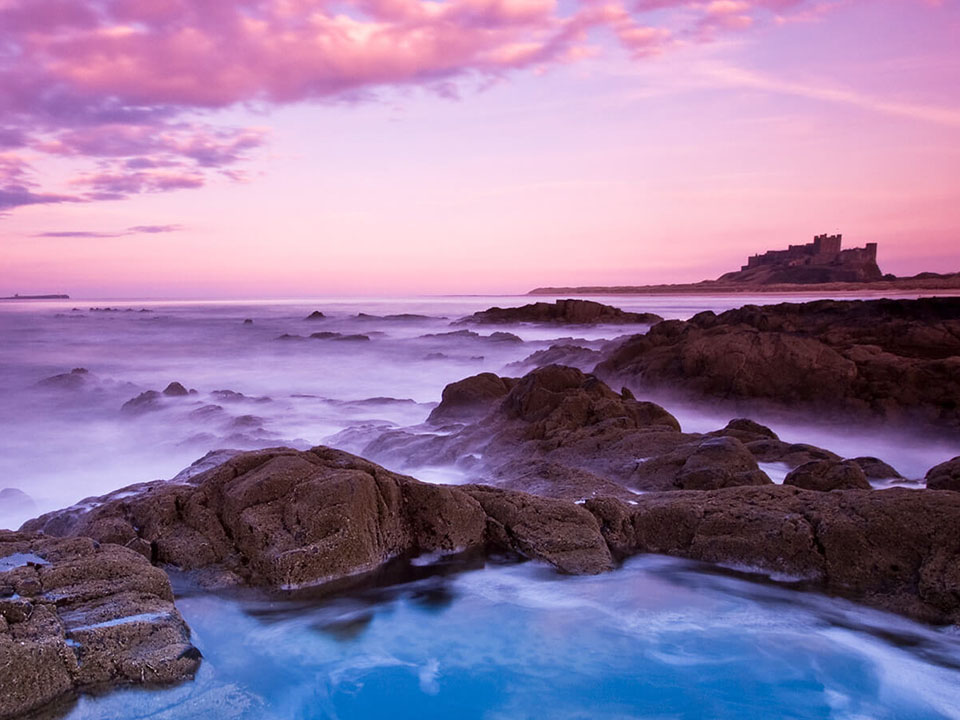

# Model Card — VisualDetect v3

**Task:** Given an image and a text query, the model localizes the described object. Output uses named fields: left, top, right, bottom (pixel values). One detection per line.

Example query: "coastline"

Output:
left=528, top=276, right=960, bottom=296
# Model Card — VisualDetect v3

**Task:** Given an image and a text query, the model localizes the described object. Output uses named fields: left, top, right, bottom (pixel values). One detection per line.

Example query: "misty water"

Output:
left=2, top=292, right=959, bottom=718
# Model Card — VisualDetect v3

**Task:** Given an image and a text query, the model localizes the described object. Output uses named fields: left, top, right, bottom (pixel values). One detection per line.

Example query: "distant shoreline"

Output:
left=529, top=274, right=960, bottom=296
left=0, top=294, right=70, bottom=300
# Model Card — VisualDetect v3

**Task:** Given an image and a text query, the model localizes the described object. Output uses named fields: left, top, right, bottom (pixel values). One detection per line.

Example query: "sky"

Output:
left=1, top=0, right=958, bottom=297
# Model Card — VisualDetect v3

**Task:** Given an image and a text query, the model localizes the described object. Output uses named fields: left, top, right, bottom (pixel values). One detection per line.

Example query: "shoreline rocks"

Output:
left=19, top=447, right=960, bottom=627
left=457, top=299, right=663, bottom=325
left=0, top=532, right=200, bottom=720
left=595, top=298, right=960, bottom=428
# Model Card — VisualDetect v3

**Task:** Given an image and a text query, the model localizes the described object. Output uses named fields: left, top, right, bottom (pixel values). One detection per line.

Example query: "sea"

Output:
left=1, top=292, right=959, bottom=719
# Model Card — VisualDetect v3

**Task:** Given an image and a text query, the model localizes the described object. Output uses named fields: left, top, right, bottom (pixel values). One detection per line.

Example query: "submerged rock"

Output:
left=595, top=297, right=960, bottom=428
left=304, top=311, right=326, bottom=320
left=35, top=368, right=92, bottom=391
left=0, top=532, right=200, bottom=719
left=458, top=299, right=662, bottom=325
left=121, top=390, right=162, bottom=414
left=926, top=456, right=960, bottom=491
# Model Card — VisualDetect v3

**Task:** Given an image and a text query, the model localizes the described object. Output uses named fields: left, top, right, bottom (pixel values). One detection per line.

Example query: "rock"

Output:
left=0, top=488, right=36, bottom=515
left=596, top=297, right=960, bottom=428
left=163, top=381, right=189, bottom=397
left=851, top=456, right=903, bottom=480
left=243, top=318, right=253, bottom=325
left=426, top=373, right=516, bottom=425
left=509, top=344, right=603, bottom=372
left=585, top=485, right=960, bottom=624
left=365, top=365, right=780, bottom=496
left=120, top=390, right=162, bottom=414
left=744, top=439, right=841, bottom=468
left=35, top=368, right=91, bottom=391
left=304, top=311, right=326, bottom=320
left=784, top=459, right=871, bottom=491
left=458, top=299, right=663, bottom=325
left=926, top=456, right=960, bottom=491
left=717, top=418, right=779, bottom=443
left=0, top=532, right=199, bottom=719
left=22, top=447, right=616, bottom=588
left=673, top=437, right=772, bottom=490
left=487, top=331, right=523, bottom=343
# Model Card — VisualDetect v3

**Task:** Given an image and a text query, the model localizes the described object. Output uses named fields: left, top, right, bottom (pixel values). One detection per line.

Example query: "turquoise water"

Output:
left=63, top=555, right=960, bottom=720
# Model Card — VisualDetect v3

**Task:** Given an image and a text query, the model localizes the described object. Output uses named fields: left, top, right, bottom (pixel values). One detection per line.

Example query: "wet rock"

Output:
left=304, top=311, right=326, bottom=320
left=743, top=439, right=841, bottom=468
left=784, top=459, right=871, bottom=491
left=426, top=373, right=517, bottom=425
left=716, top=418, right=779, bottom=443
left=0, top=532, right=199, bottom=719
left=276, top=333, right=305, bottom=341
left=926, top=456, right=960, bottom=491
left=163, top=381, right=189, bottom=397
left=487, top=331, right=523, bottom=343
left=458, top=299, right=663, bottom=325
left=851, top=456, right=903, bottom=481
left=586, top=485, right=960, bottom=624
left=120, top=390, right=162, bottom=414
left=509, top=344, right=603, bottom=372
left=35, top=368, right=91, bottom=391
left=243, top=318, right=254, bottom=325
left=596, top=297, right=960, bottom=428
left=22, top=447, right=615, bottom=587
left=673, top=437, right=772, bottom=490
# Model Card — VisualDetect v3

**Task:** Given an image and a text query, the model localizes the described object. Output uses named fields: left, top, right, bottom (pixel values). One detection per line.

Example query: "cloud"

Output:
left=700, top=62, right=960, bottom=128
left=0, top=0, right=857, bottom=213
left=34, top=224, right=183, bottom=238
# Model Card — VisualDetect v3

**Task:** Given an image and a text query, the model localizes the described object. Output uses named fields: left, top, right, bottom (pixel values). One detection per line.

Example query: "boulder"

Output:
left=162, top=381, right=189, bottom=397
left=458, top=299, right=663, bottom=325
left=304, top=311, right=325, bottom=320
left=926, top=457, right=960, bottom=491
left=784, top=459, right=871, bottom=491
left=0, top=532, right=199, bottom=719
left=426, top=373, right=516, bottom=425
left=120, top=390, right=162, bottom=414
left=851, top=456, right=903, bottom=481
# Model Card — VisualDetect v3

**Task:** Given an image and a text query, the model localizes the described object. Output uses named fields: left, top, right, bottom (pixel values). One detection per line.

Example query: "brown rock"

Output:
left=851, top=456, right=903, bottom=480
left=586, top=485, right=960, bottom=624
left=926, top=456, right=960, bottom=491
left=21, top=447, right=616, bottom=587
left=0, top=532, right=199, bottom=720
left=596, top=298, right=960, bottom=428
left=426, top=372, right=516, bottom=425
left=784, top=459, right=871, bottom=491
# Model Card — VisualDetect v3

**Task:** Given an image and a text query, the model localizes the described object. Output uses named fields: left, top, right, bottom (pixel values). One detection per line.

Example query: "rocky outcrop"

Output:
left=363, top=366, right=785, bottom=497
left=162, top=381, right=189, bottom=397
left=926, top=457, right=960, bottom=491
left=596, top=298, right=960, bottom=428
left=851, top=456, right=903, bottom=481
left=23, top=447, right=615, bottom=587
left=304, top=311, right=325, bottom=320
left=0, top=532, right=199, bottom=720
left=458, top=299, right=662, bottom=325
left=20, top=451, right=960, bottom=626
left=426, top=372, right=517, bottom=425
left=783, top=459, right=871, bottom=491
left=586, top=485, right=960, bottom=624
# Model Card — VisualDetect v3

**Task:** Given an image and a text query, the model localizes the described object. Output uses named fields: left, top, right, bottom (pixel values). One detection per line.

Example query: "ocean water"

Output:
left=62, top=555, right=960, bottom=720
left=2, top=292, right=959, bottom=719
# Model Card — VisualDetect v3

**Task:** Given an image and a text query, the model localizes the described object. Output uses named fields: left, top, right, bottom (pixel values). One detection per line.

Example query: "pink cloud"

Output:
left=0, top=0, right=852, bottom=213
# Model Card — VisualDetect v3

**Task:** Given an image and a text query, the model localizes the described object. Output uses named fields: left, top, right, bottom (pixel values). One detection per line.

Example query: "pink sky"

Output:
left=1, top=0, right=958, bottom=297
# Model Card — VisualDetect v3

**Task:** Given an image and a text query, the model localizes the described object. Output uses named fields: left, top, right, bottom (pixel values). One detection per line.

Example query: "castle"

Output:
left=720, top=234, right=883, bottom=284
